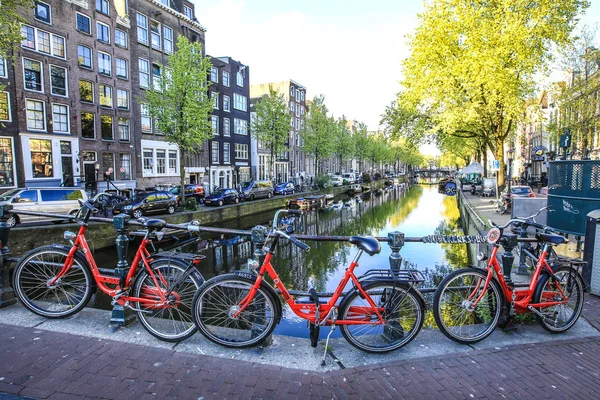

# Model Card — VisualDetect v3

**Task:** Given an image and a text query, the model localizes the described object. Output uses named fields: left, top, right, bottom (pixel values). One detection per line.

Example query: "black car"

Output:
left=113, top=191, right=177, bottom=218
left=274, top=182, right=295, bottom=195
left=204, top=188, right=241, bottom=206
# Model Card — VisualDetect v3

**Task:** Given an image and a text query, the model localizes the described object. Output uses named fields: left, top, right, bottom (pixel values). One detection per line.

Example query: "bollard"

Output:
left=0, top=204, right=16, bottom=308
left=110, top=214, right=136, bottom=327
left=388, top=231, right=405, bottom=274
left=251, top=225, right=268, bottom=266
left=501, top=233, right=518, bottom=287
left=516, top=224, right=529, bottom=276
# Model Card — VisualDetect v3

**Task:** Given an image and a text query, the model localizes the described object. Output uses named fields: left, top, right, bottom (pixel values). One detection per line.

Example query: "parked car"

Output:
left=239, top=180, right=274, bottom=200
left=274, top=182, right=295, bottom=195
left=0, top=187, right=88, bottom=227
left=170, top=184, right=205, bottom=203
left=502, top=186, right=536, bottom=198
left=331, top=176, right=344, bottom=187
left=342, top=173, right=356, bottom=184
left=113, top=191, right=177, bottom=218
left=204, top=188, right=242, bottom=206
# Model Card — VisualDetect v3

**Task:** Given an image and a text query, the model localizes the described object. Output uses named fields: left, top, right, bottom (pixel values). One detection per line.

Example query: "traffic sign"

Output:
left=491, top=160, right=500, bottom=171
left=560, top=133, right=572, bottom=148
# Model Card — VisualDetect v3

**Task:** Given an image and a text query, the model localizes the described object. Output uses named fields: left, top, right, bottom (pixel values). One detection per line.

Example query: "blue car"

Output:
left=274, top=182, right=295, bottom=195
left=203, top=188, right=241, bottom=207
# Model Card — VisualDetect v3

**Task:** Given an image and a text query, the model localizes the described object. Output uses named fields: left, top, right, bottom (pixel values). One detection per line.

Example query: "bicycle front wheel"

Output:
left=192, top=275, right=279, bottom=348
left=339, top=281, right=425, bottom=353
left=532, top=266, right=584, bottom=333
left=133, top=259, right=203, bottom=342
left=13, top=246, right=93, bottom=318
left=433, top=268, right=503, bottom=344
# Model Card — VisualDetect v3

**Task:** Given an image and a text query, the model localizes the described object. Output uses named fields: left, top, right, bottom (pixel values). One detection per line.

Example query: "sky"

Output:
left=192, top=0, right=600, bottom=155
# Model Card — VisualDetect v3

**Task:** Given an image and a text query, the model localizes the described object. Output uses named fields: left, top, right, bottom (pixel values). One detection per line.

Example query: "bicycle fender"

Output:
left=49, top=243, right=97, bottom=294
left=148, top=257, right=205, bottom=285
left=344, top=279, right=428, bottom=311
left=232, top=272, right=283, bottom=325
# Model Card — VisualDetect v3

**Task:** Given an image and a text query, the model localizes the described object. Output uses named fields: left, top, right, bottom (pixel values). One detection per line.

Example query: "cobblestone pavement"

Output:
left=0, top=294, right=599, bottom=399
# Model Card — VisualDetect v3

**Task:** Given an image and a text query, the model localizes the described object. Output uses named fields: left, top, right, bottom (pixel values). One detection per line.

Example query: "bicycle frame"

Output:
left=235, top=246, right=387, bottom=326
left=474, top=244, right=570, bottom=314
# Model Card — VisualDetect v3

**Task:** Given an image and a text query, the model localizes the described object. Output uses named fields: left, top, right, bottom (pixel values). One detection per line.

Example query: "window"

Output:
left=184, top=5, right=193, bottom=19
left=35, top=1, right=51, bottom=24
left=0, top=56, right=5, bottom=78
left=38, top=30, right=51, bottom=53
left=77, top=45, right=92, bottom=69
left=115, top=29, right=127, bottom=48
left=119, top=153, right=131, bottom=179
left=79, top=81, right=93, bottom=103
left=152, top=63, right=161, bottom=89
left=96, top=0, right=109, bottom=15
left=211, top=142, right=219, bottom=163
left=101, top=115, right=113, bottom=140
left=163, top=26, right=173, bottom=53
left=52, top=35, right=65, bottom=58
left=296, top=90, right=300, bottom=102
left=0, top=138, right=15, bottom=187
left=223, top=143, right=230, bottom=164
left=116, top=58, right=128, bottom=79
left=290, top=86, right=294, bottom=97
left=212, top=92, right=219, bottom=109
left=21, top=26, right=36, bottom=49
left=223, top=118, right=230, bottom=136
left=141, top=104, right=152, bottom=133
left=118, top=118, right=130, bottom=141
left=117, top=89, right=129, bottom=110
left=234, top=118, right=248, bottom=135
left=211, top=116, right=219, bottom=135
left=99, top=84, right=113, bottom=108
left=21, top=25, right=65, bottom=58
left=23, top=59, right=43, bottom=92
left=150, top=20, right=161, bottom=49
left=76, top=13, right=91, bottom=34
left=290, top=102, right=295, bottom=112
left=30, top=139, right=53, bottom=178
left=301, top=91, right=305, bottom=101
left=168, top=150, right=177, bottom=174
left=143, top=149, right=153, bottom=173
left=296, top=118, right=300, bottom=129
left=301, top=106, right=305, bottom=115
left=233, top=94, right=247, bottom=111
left=236, top=70, right=244, bottom=87
left=156, top=150, right=166, bottom=174
left=50, top=65, right=67, bottom=97
left=222, top=71, right=230, bottom=87
left=139, top=58, right=149, bottom=88
left=97, top=22, right=110, bottom=44
left=137, top=13, right=148, bottom=44
left=235, top=144, right=248, bottom=159
left=0, top=92, right=11, bottom=122
left=98, top=52, right=111, bottom=75
left=52, top=104, right=69, bottom=133
left=81, top=112, right=95, bottom=138
left=210, top=67, right=218, bottom=83
left=102, top=152, right=114, bottom=179
left=223, top=95, right=230, bottom=112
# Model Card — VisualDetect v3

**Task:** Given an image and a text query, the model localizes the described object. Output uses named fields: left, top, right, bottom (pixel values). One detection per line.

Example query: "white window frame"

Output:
left=141, top=104, right=152, bottom=133
left=290, top=86, right=294, bottom=97
left=51, top=103, right=70, bottom=134
left=99, top=84, right=113, bottom=108
left=0, top=137, right=17, bottom=188
left=223, top=95, right=230, bottom=112
left=183, top=5, right=193, bottom=19
left=49, top=65, right=68, bottom=97
left=97, top=21, right=110, bottom=44
left=210, top=67, right=218, bottom=83
left=150, top=20, right=161, bottom=50
left=212, top=92, right=219, bottom=109
left=96, top=0, right=109, bottom=15
left=76, top=12, right=91, bottom=35
left=116, top=57, right=128, bottom=79
left=290, top=102, right=294, bottom=112
left=233, top=94, right=247, bottom=111
left=212, top=115, right=219, bottom=135
left=223, top=118, right=230, bottom=137
left=223, top=71, right=230, bottom=87
left=25, top=99, right=46, bottom=131
left=98, top=51, right=111, bottom=76
left=22, top=58, right=44, bottom=93
left=115, top=29, right=127, bottom=48
left=234, top=118, right=248, bottom=135
left=21, top=25, right=66, bottom=59
left=0, top=92, right=12, bottom=122
left=163, top=26, right=173, bottom=54
left=77, top=45, right=93, bottom=69
left=118, top=118, right=130, bottom=142
left=141, top=139, right=180, bottom=177
left=34, top=1, right=52, bottom=25
left=223, top=142, right=230, bottom=164
left=211, top=141, right=219, bottom=163
left=235, top=143, right=248, bottom=160
left=117, top=89, right=129, bottom=110
left=136, top=13, right=148, bottom=45
left=139, top=58, right=150, bottom=88
left=236, top=70, right=244, bottom=87
left=0, top=56, right=6, bottom=78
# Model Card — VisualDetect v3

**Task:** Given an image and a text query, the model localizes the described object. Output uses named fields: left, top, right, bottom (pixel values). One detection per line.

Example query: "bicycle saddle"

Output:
left=142, top=218, right=166, bottom=231
left=349, top=236, right=381, bottom=256
left=536, top=232, right=567, bottom=245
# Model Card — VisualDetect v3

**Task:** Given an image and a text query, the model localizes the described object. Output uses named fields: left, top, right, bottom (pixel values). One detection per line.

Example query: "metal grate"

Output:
left=591, top=165, right=600, bottom=191
left=571, top=163, right=583, bottom=192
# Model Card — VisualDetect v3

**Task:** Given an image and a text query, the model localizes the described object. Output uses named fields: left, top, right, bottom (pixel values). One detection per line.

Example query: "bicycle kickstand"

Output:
left=321, top=308, right=338, bottom=367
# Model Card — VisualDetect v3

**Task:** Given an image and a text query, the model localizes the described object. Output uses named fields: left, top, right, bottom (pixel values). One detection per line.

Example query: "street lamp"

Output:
left=507, top=148, right=515, bottom=194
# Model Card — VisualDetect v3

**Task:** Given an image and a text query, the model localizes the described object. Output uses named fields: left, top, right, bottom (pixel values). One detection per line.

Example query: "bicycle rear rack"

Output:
left=359, top=269, right=425, bottom=284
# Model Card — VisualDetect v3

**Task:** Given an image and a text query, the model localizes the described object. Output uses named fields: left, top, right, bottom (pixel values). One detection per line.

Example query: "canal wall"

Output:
left=457, top=190, right=488, bottom=265
left=7, top=180, right=390, bottom=257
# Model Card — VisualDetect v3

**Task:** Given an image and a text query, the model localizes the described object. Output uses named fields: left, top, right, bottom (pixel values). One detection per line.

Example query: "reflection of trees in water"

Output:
left=434, top=195, right=469, bottom=270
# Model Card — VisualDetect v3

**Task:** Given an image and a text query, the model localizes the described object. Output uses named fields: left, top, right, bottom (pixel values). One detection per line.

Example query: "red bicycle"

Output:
left=13, top=200, right=204, bottom=342
left=192, top=209, right=426, bottom=360
left=433, top=212, right=585, bottom=344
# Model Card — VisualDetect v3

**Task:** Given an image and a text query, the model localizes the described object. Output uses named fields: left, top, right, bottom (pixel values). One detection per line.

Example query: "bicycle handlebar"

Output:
left=277, top=228, right=310, bottom=251
left=488, top=206, right=555, bottom=232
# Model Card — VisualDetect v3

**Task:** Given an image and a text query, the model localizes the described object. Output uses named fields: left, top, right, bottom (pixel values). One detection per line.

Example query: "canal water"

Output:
left=94, top=184, right=468, bottom=337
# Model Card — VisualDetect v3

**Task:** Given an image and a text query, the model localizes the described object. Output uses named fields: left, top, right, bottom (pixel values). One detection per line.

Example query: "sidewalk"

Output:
left=1, top=293, right=599, bottom=399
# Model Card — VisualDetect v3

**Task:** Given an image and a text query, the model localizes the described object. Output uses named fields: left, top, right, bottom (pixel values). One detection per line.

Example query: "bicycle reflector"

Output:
left=63, top=231, right=76, bottom=241
left=248, top=259, right=260, bottom=270
left=487, top=227, right=501, bottom=244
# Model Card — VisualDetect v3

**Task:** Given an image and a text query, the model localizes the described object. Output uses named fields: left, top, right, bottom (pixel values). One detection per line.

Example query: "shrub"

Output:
left=342, top=179, right=349, bottom=185
left=361, top=173, right=371, bottom=183
left=314, top=174, right=332, bottom=189
left=183, top=198, right=198, bottom=211
left=374, top=172, right=382, bottom=180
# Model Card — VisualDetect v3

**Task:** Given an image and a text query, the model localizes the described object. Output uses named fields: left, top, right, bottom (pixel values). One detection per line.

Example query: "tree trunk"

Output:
left=179, top=148, right=186, bottom=203
left=493, top=140, right=505, bottom=187
left=482, top=150, right=488, bottom=178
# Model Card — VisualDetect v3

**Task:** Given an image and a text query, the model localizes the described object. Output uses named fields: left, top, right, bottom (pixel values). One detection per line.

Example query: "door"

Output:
left=144, top=194, right=157, bottom=213
left=61, top=157, right=74, bottom=186
left=84, top=164, right=96, bottom=193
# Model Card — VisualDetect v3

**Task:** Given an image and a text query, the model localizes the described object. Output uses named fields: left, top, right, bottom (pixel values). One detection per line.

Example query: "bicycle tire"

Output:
left=132, top=259, right=203, bottom=342
left=433, top=268, right=503, bottom=344
left=192, top=274, right=279, bottom=348
left=338, top=281, right=425, bottom=353
left=13, top=246, right=93, bottom=318
left=532, top=266, right=584, bottom=333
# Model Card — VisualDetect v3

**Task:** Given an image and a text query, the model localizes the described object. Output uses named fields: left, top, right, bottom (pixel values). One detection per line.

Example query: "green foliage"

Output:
left=251, top=86, right=291, bottom=177
left=361, top=173, right=371, bottom=183
left=314, top=174, right=331, bottom=189
left=332, top=116, right=355, bottom=169
left=143, top=36, right=213, bottom=192
left=1, top=0, right=31, bottom=91
left=352, top=123, right=370, bottom=171
left=373, top=172, right=382, bottom=180
left=183, top=198, right=199, bottom=211
left=301, top=96, right=334, bottom=175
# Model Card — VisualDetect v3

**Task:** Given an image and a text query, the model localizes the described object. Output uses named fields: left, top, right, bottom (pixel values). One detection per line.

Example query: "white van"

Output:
left=342, top=173, right=356, bottom=184
left=0, top=187, right=88, bottom=227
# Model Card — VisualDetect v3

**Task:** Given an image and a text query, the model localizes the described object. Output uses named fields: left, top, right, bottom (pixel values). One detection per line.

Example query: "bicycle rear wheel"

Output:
left=532, top=266, right=584, bottom=333
left=133, top=259, right=203, bottom=342
left=13, top=246, right=93, bottom=318
left=433, top=268, right=503, bottom=344
left=192, top=274, right=279, bottom=348
left=338, top=281, right=425, bottom=353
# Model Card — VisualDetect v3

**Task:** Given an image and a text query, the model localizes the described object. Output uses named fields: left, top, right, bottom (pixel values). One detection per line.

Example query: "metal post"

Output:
left=0, top=205, right=16, bottom=308
left=516, top=225, right=529, bottom=275
left=110, top=214, right=135, bottom=327
left=251, top=225, right=268, bottom=266
left=501, top=233, right=518, bottom=287
left=388, top=231, right=405, bottom=274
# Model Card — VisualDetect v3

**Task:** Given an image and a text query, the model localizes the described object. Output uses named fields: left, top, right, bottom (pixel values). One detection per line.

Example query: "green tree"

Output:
left=397, top=0, right=588, bottom=185
left=144, top=36, right=213, bottom=193
left=352, top=122, right=370, bottom=172
left=1, top=0, right=30, bottom=90
left=332, top=116, right=355, bottom=173
left=301, top=95, right=333, bottom=175
left=251, top=86, right=291, bottom=180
